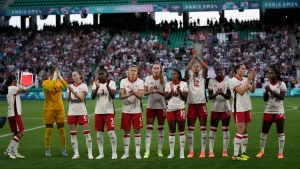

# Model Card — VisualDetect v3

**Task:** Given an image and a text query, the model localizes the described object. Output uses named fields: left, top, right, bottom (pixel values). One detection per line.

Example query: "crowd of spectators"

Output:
left=1, top=24, right=112, bottom=86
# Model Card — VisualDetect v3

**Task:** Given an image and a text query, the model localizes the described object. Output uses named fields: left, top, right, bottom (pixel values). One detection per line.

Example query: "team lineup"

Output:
left=3, top=51, right=286, bottom=161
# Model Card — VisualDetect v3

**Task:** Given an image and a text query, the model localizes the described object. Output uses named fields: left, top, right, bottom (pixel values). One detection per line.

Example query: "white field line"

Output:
left=0, top=105, right=298, bottom=138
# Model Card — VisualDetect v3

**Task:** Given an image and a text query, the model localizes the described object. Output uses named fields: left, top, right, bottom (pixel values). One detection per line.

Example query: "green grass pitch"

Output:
left=0, top=97, right=299, bottom=169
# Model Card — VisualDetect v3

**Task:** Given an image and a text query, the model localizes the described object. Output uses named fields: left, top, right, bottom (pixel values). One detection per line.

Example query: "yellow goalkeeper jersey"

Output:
left=42, top=79, right=68, bottom=111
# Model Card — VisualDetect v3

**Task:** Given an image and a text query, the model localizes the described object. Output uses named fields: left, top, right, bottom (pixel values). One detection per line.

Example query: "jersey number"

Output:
left=101, top=89, right=105, bottom=95
left=194, top=80, right=199, bottom=87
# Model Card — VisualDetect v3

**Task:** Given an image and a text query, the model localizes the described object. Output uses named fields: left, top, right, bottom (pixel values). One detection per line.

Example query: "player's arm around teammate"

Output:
left=42, top=67, right=68, bottom=157
left=143, top=63, right=167, bottom=158
left=184, top=51, right=208, bottom=158
left=4, top=75, right=28, bottom=159
left=165, top=69, right=188, bottom=159
left=256, top=68, right=286, bottom=159
left=119, top=65, right=144, bottom=159
left=66, top=70, right=93, bottom=159
left=208, top=65, right=231, bottom=158
left=91, top=68, right=117, bottom=160
left=229, top=64, right=256, bottom=161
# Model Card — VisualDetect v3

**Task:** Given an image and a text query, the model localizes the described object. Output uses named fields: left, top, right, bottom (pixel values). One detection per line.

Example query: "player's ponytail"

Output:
left=4, top=75, right=16, bottom=86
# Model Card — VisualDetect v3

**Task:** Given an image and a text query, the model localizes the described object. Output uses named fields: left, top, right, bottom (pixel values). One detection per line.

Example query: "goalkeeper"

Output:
left=42, top=67, right=68, bottom=157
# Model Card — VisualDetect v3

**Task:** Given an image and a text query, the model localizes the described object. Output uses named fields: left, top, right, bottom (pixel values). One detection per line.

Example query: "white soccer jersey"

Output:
left=7, top=86, right=21, bottom=117
left=229, top=76, right=252, bottom=112
left=120, top=77, right=144, bottom=114
left=165, top=81, right=188, bottom=112
left=208, top=77, right=231, bottom=112
left=92, top=81, right=116, bottom=114
left=187, top=73, right=206, bottom=104
left=264, top=81, right=286, bottom=114
left=144, top=75, right=167, bottom=109
left=67, top=83, right=88, bottom=116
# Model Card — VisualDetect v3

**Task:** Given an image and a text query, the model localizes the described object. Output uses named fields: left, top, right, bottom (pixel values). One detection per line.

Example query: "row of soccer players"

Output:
left=4, top=53, right=286, bottom=160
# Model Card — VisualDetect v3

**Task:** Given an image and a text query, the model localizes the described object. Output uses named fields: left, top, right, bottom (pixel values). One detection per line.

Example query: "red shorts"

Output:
left=146, top=108, right=166, bottom=119
left=95, top=114, right=115, bottom=131
left=211, top=111, right=231, bottom=119
left=263, top=113, right=285, bottom=122
left=67, top=115, right=89, bottom=125
left=233, top=110, right=252, bottom=123
left=167, top=109, right=186, bottom=121
left=8, top=115, right=24, bottom=133
left=121, top=113, right=143, bottom=130
left=187, top=103, right=208, bottom=119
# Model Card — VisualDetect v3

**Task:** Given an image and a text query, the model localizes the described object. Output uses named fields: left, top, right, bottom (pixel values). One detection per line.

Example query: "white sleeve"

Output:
left=120, top=79, right=125, bottom=90
left=208, top=79, right=213, bottom=90
left=144, top=76, right=150, bottom=87
left=92, top=82, right=96, bottom=90
left=109, top=81, right=117, bottom=91
left=182, top=82, right=188, bottom=92
left=138, top=80, right=144, bottom=91
left=280, top=82, right=287, bottom=92
left=165, top=82, right=170, bottom=93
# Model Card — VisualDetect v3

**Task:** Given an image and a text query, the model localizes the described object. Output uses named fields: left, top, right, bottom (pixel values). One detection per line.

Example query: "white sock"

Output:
left=13, top=142, right=20, bottom=155
left=200, top=126, right=207, bottom=152
left=123, top=134, right=130, bottom=154
left=222, top=126, right=230, bottom=152
left=169, top=133, right=175, bottom=155
left=108, top=130, right=117, bottom=155
left=97, top=131, right=104, bottom=155
left=233, top=133, right=243, bottom=156
left=135, top=134, right=141, bottom=154
left=241, top=134, right=248, bottom=154
left=158, top=125, right=164, bottom=151
left=7, top=136, right=19, bottom=153
left=278, top=133, right=285, bottom=153
left=179, top=131, right=186, bottom=154
left=187, top=126, right=194, bottom=152
left=84, top=130, right=92, bottom=156
left=70, top=131, right=79, bottom=156
left=145, top=124, right=153, bottom=152
left=209, top=126, right=217, bottom=152
left=259, top=133, right=267, bottom=152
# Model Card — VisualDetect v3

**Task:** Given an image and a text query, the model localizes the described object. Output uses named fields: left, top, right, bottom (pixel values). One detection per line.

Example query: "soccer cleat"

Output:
left=157, top=150, right=163, bottom=157
left=232, top=155, right=248, bottom=161
left=14, top=153, right=25, bottom=158
left=278, top=152, right=284, bottom=159
left=121, top=153, right=129, bottom=159
left=62, top=152, right=68, bottom=157
left=88, top=154, right=94, bottom=159
left=95, top=154, right=104, bottom=159
left=72, top=155, right=80, bottom=159
left=256, top=151, right=264, bottom=158
left=112, top=154, right=117, bottom=160
left=241, top=153, right=250, bottom=159
left=187, top=152, right=194, bottom=158
left=45, top=152, right=51, bottom=157
left=199, top=151, right=205, bottom=158
left=136, top=153, right=142, bottom=159
left=144, top=151, right=150, bottom=158
left=4, top=151, right=16, bottom=159
left=167, top=154, right=174, bottom=159
left=180, top=153, right=185, bottom=159
left=209, top=152, right=214, bottom=158
left=222, top=151, right=228, bottom=157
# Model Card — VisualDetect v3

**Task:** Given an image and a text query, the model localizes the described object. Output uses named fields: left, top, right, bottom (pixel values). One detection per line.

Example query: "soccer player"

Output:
left=66, top=70, right=93, bottom=159
left=256, top=68, right=286, bottom=159
left=208, top=65, right=231, bottom=158
left=42, top=67, right=68, bottom=157
left=184, top=52, right=208, bottom=158
left=143, top=63, right=167, bottom=158
left=165, top=69, right=188, bottom=159
left=229, top=64, right=256, bottom=161
left=4, top=75, right=28, bottom=159
left=119, top=65, right=144, bottom=159
left=91, top=68, right=117, bottom=160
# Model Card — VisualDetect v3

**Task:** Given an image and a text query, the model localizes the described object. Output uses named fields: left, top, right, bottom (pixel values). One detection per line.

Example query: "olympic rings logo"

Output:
left=251, top=3, right=260, bottom=8
left=171, top=5, right=181, bottom=10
